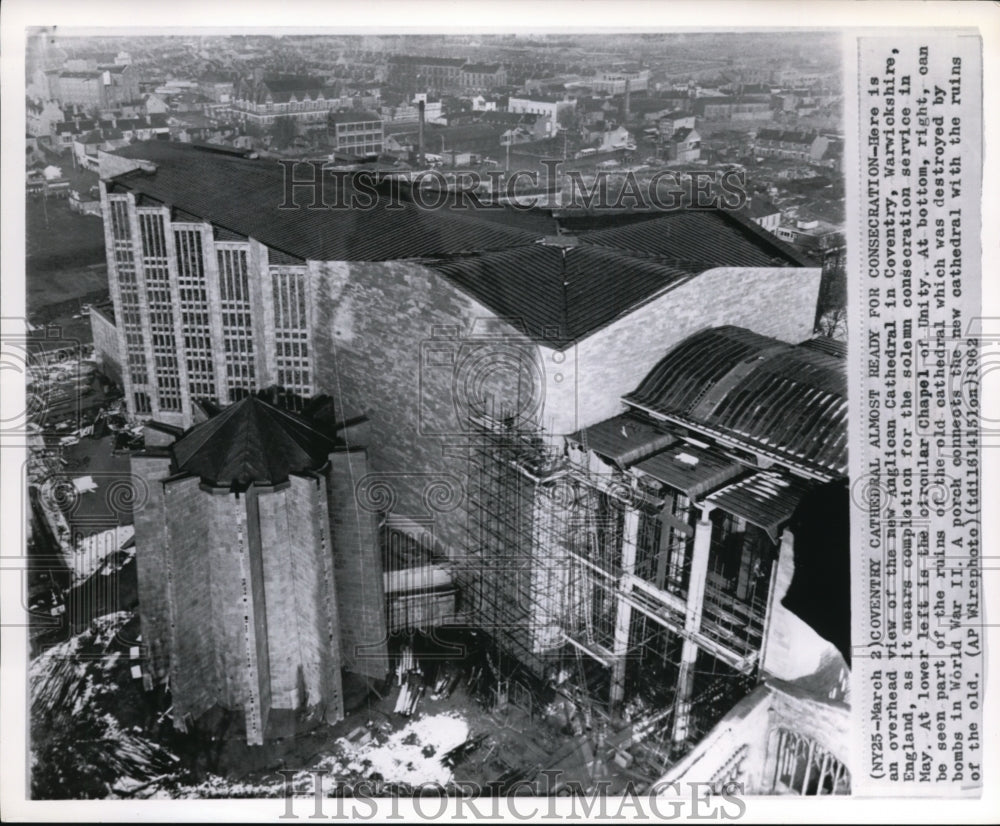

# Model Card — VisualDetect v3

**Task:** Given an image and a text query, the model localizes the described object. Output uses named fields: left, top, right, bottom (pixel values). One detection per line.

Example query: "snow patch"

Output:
left=343, top=712, right=469, bottom=787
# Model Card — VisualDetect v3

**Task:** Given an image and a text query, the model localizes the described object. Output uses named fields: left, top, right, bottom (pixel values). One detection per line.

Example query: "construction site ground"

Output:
left=199, top=631, right=664, bottom=797
left=31, top=603, right=679, bottom=800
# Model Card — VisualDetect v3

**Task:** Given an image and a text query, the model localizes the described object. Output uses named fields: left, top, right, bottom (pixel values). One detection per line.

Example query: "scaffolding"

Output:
left=460, top=407, right=573, bottom=678
left=455, top=403, right=774, bottom=776
left=459, top=406, right=661, bottom=710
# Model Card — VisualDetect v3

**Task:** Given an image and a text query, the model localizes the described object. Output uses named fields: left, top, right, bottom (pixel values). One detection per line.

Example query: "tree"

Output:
left=556, top=106, right=579, bottom=132
left=269, top=115, right=297, bottom=149
left=242, top=121, right=265, bottom=141
left=816, top=307, right=847, bottom=340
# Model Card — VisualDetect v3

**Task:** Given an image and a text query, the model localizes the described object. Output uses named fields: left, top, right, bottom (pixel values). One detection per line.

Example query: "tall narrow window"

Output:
left=217, top=247, right=255, bottom=400
left=270, top=265, right=311, bottom=407
left=174, top=228, right=215, bottom=402
left=139, top=210, right=181, bottom=412
left=109, top=197, right=149, bottom=392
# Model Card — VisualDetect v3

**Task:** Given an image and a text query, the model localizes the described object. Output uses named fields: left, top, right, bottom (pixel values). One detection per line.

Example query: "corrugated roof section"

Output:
left=578, top=208, right=812, bottom=268
left=627, top=326, right=779, bottom=414
left=633, top=443, right=744, bottom=499
left=799, top=335, right=847, bottom=358
left=624, top=326, right=847, bottom=478
left=568, top=413, right=678, bottom=467
left=705, top=471, right=814, bottom=541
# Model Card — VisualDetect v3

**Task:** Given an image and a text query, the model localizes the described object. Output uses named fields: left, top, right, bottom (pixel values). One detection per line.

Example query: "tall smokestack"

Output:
left=623, top=78, right=631, bottom=123
left=418, top=100, right=426, bottom=167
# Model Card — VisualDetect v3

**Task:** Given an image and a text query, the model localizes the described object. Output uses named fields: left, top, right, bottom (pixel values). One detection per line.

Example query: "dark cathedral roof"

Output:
left=104, top=142, right=816, bottom=347
left=425, top=244, right=696, bottom=346
left=171, top=395, right=338, bottom=489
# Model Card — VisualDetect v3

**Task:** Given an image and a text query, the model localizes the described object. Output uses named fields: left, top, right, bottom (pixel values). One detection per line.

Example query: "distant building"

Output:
left=25, top=136, right=45, bottom=167
left=742, top=196, right=782, bottom=234
left=591, top=68, right=650, bottom=95
left=656, top=112, right=696, bottom=139
left=50, top=65, right=140, bottom=110
left=665, top=126, right=701, bottom=162
left=490, top=111, right=548, bottom=143
left=327, top=110, right=384, bottom=155
left=813, top=137, right=843, bottom=171
left=26, top=99, right=64, bottom=138
left=594, top=124, right=634, bottom=152
left=166, top=91, right=209, bottom=114
left=582, top=121, right=633, bottom=151
left=53, top=116, right=99, bottom=150
left=382, top=99, right=443, bottom=124
left=722, top=66, right=775, bottom=87
left=693, top=95, right=772, bottom=121
left=387, top=119, right=506, bottom=158
left=632, top=100, right=690, bottom=125
left=26, top=169, right=70, bottom=199
left=73, top=128, right=129, bottom=171
left=104, top=113, right=171, bottom=142
left=753, top=129, right=828, bottom=163
left=775, top=218, right=844, bottom=256
left=470, top=94, right=499, bottom=112
left=69, top=183, right=102, bottom=216
left=578, top=96, right=614, bottom=127
left=773, top=67, right=836, bottom=89
left=507, top=95, right=576, bottom=135
left=153, top=79, right=198, bottom=96
left=26, top=26, right=67, bottom=100
left=386, top=55, right=466, bottom=95
left=460, top=63, right=507, bottom=90
left=141, top=93, right=171, bottom=115
left=232, top=75, right=341, bottom=129
left=198, top=72, right=235, bottom=104
left=131, top=395, right=387, bottom=744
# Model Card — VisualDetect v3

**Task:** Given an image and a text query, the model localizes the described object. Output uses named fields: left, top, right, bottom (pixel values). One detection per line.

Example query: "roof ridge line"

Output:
left=171, top=400, right=242, bottom=462
left=242, top=397, right=268, bottom=485
left=413, top=198, right=544, bottom=241
left=713, top=206, right=815, bottom=267
left=417, top=238, right=546, bottom=266
left=264, top=399, right=338, bottom=446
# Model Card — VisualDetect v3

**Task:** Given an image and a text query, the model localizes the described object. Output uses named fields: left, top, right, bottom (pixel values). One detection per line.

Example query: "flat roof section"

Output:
left=568, top=413, right=678, bottom=468
left=632, top=442, right=744, bottom=500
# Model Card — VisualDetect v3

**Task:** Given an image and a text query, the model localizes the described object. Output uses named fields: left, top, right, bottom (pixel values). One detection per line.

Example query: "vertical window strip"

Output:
left=174, top=228, right=216, bottom=401
left=109, top=197, right=149, bottom=388
left=218, top=247, right=255, bottom=399
left=140, top=210, right=181, bottom=411
left=270, top=266, right=311, bottom=406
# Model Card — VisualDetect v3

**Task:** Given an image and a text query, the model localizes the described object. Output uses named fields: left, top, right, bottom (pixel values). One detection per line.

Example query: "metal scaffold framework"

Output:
left=456, top=401, right=772, bottom=773
left=460, top=406, right=661, bottom=711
